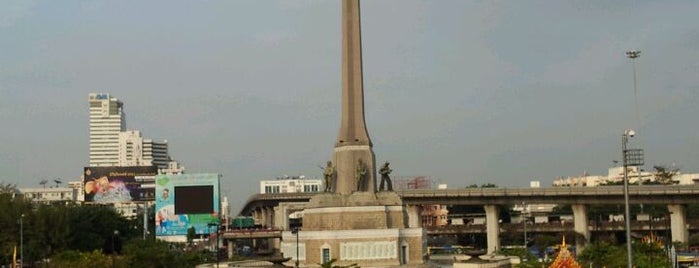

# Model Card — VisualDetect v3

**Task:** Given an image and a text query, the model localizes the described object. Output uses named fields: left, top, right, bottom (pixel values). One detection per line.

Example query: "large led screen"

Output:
left=155, top=173, right=221, bottom=238
left=174, top=185, right=214, bottom=214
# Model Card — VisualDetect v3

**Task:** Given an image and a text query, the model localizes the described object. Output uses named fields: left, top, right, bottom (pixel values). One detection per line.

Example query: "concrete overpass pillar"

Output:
left=228, top=240, right=235, bottom=259
left=668, top=204, right=688, bottom=244
left=266, top=207, right=275, bottom=229
left=253, top=208, right=262, bottom=226
left=261, top=207, right=272, bottom=228
left=484, top=205, right=500, bottom=254
left=406, top=205, right=422, bottom=228
left=274, top=205, right=288, bottom=230
left=260, top=208, right=267, bottom=227
left=572, top=204, right=590, bottom=251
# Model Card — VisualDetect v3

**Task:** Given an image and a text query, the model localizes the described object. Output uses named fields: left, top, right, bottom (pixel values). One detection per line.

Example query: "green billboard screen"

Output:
left=155, top=173, right=221, bottom=237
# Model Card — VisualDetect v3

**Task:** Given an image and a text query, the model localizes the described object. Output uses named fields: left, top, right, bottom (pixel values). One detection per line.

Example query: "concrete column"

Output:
left=274, top=205, right=288, bottom=230
left=484, top=205, right=500, bottom=254
left=266, top=207, right=275, bottom=229
left=272, top=237, right=281, bottom=255
left=253, top=209, right=262, bottom=226
left=406, top=205, right=422, bottom=228
left=228, top=240, right=235, bottom=259
left=668, top=204, right=688, bottom=244
left=260, top=207, right=269, bottom=228
left=572, top=204, right=589, bottom=251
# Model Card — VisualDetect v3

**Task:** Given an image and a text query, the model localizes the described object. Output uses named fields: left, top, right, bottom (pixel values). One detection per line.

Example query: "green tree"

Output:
left=187, top=226, right=196, bottom=246
left=50, top=250, right=116, bottom=268
left=123, top=238, right=208, bottom=268
left=632, top=242, right=671, bottom=268
left=0, top=182, right=19, bottom=195
left=577, top=241, right=626, bottom=268
left=652, top=165, right=679, bottom=185
left=65, top=205, right=133, bottom=252
left=32, top=204, right=70, bottom=258
left=480, top=183, right=498, bottom=188
left=0, top=187, right=32, bottom=265
left=578, top=241, right=671, bottom=268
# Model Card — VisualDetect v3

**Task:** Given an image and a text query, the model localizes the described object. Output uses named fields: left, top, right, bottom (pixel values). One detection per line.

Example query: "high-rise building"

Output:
left=118, top=130, right=144, bottom=166
left=89, top=93, right=125, bottom=166
left=90, top=93, right=180, bottom=170
left=143, top=139, right=170, bottom=168
left=118, top=130, right=172, bottom=169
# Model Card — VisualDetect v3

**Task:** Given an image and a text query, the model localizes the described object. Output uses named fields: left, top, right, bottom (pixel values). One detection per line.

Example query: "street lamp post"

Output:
left=20, top=214, right=24, bottom=268
left=623, top=130, right=633, bottom=268
left=622, top=129, right=644, bottom=268
left=292, top=227, right=299, bottom=268
left=112, top=230, right=119, bottom=268
left=522, top=203, right=528, bottom=249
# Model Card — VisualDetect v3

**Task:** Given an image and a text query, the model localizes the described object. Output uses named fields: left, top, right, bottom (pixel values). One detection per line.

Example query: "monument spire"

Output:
left=333, top=0, right=376, bottom=194
left=336, top=0, right=371, bottom=147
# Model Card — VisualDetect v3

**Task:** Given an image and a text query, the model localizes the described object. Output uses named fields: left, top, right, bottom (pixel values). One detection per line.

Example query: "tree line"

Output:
left=0, top=183, right=211, bottom=267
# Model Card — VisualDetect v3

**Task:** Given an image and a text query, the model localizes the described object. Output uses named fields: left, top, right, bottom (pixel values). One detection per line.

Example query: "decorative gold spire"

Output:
left=547, top=236, right=581, bottom=268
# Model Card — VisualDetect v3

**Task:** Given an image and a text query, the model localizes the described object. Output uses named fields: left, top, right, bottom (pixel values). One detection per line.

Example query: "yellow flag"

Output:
left=12, top=245, right=17, bottom=268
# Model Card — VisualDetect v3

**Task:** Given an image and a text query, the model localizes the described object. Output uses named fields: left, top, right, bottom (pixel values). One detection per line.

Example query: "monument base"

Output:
left=283, top=192, right=425, bottom=267
left=281, top=227, right=425, bottom=267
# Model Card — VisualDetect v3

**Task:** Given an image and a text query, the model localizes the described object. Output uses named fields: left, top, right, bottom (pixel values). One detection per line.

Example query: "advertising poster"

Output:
left=83, top=166, right=157, bottom=203
left=155, top=173, right=221, bottom=238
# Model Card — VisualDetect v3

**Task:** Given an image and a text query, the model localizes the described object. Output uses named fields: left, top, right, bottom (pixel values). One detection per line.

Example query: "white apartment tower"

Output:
left=90, top=93, right=178, bottom=170
left=89, top=93, right=125, bottom=166
left=118, top=130, right=171, bottom=168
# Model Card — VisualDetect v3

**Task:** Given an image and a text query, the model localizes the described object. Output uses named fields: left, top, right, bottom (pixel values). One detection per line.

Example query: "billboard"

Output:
left=155, top=173, right=221, bottom=238
left=83, top=166, right=157, bottom=203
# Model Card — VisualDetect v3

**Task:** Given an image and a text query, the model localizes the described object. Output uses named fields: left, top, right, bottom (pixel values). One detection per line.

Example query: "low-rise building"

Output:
left=20, top=187, right=76, bottom=204
left=259, top=176, right=322, bottom=194
left=552, top=166, right=698, bottom=187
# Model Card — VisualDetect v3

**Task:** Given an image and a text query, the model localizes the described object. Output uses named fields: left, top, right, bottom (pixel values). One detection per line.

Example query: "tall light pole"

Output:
left=625, top=50, right=641, bottom=126
left=622, top=129, right=644, bottom=268
left=626, top=50, right=646, bottom=218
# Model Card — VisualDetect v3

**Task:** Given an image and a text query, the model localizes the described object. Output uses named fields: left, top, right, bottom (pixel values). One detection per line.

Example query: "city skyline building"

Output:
left=89, top=93, right=180, bottom=170
left=89, top=93, right=125, bottom=167
left=118, top=130, right=172, bottom=169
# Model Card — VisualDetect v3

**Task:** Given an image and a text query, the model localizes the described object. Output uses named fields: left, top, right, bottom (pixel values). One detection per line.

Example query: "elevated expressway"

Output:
left=238, top=185, right=699, bottom=253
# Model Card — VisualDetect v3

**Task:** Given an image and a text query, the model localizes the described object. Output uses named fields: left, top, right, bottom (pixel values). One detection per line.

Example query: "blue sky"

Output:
left=2, top=0, right=698, bottom=214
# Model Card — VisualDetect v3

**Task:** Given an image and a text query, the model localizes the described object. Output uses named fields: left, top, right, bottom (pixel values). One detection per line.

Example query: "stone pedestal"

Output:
left=282, top=192, right=425, bottom=267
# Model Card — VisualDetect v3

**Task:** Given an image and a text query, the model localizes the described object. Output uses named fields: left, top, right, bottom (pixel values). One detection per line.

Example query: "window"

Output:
left=264, top=185, right=281, bottom=193
left=322, top=248, right=331, bottom=264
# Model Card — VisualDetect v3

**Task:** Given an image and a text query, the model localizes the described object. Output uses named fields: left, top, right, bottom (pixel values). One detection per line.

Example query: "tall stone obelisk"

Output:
left=284, top=2, right=425, bottom=266
left=333, top=0, right=376, bottom=195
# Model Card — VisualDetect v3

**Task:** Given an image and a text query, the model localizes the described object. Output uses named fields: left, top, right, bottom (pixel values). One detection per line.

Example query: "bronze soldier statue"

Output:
left=355, top=159, right=367, bottom=191
left=323, top=161, right=334, bottom=192
left=379, top=161, right=393, bottom=191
